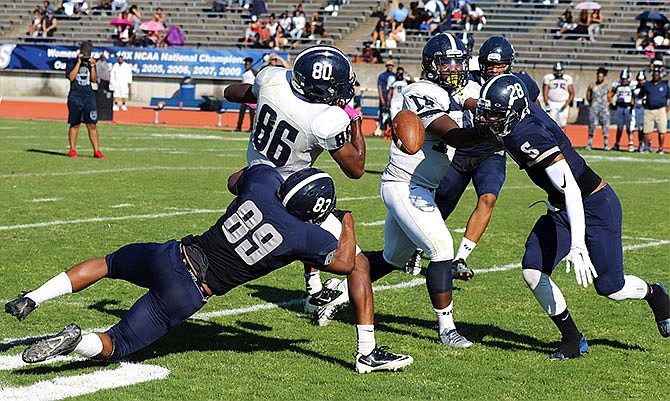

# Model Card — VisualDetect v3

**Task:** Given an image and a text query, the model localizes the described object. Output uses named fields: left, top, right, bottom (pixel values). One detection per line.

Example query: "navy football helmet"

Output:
left=422, top=33, right=469, bottom=92
left=553, top=62, right=564, bottom=79
left=290, top=45, right=356, bottom=106
left=636, top=70, right=646, bottom=81
left=277, top=168, right=336, bottom=224
left=620, top=68, right=630, bottom=81
left=476, top=74, right=530, bottom=138
left=478, top=36, right=515, bottom=81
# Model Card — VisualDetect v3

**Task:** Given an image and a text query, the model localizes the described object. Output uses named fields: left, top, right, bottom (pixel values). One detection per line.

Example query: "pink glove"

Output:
left=341, top=104, right=360, bottom=119
left=246, top=103, right=257, bottom=109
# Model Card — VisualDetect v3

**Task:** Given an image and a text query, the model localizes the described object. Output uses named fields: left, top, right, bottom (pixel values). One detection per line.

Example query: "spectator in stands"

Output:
left=42, top=10, right=57, bottom=37
left=390, top=3, right=408, bottom=31
left=41, top=1, right=55, bottom=17
left=267, top=14, right=278, bottom=38
left=96, top=53, right=111, bottom=91
left=29, top=9, right=42, bottom=37
left=241, top=21, right=257, bottom=45
left=573, top=9, right=590, bottom=41
left=65, top=41, right=104, bottom=159
left=110, top=55, right=132, bottom=112
left=278, top=11, right=291, bottom=31
left=152, top=7, right=166, bottom=24
left=274, top=24, right=289, bottom=49
left=309, top=11, right=327, bottom=41
left=585, top=67, right=613, bottom=150
left=375, top=59, right=395, bottom=137
left=128, top=5, right=142, bottom=32
left=557, top=7, right=573, bottom=36
left=92, top=1, right=111, bottom=16
left=255, top=20, right=272, bottom=48
left=115, top=18, right=132, bottom=46
left=422, top=0, right=444, bottom=32
left=465, top=3, right=485, bottom=32
left=404, top=1, right=421, bottom=30
left=356, top=41, right=381, bottom=64
left=639, top=68, right=670, bottom=154
left=138, top=30, right=159, bottom=47
left=371, top=19, right=387, bottom=48
left=388, top=22, right=406, bottom=48
left=294, top=2, right=305, bottom=17
left=234, top=57, right=255, bottom=132
left=588, top=9, right=601, bottom=42
left=289, top=9, right=306, bottom=40
left=111, top=0, right=127, bottom=13
left=212, top=0, right=225, bottom=13
left=251, top=0, right=266, bottom=19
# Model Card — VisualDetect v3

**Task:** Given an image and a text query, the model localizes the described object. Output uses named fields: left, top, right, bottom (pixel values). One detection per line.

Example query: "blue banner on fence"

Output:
left=0, top=44, right=286, bottom=79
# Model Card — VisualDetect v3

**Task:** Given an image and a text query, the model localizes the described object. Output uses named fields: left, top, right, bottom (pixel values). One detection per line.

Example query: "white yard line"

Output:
left=0, top=166, right=230, bottom=179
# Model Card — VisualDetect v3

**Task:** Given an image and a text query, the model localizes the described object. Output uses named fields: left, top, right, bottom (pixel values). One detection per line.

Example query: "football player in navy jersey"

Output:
left=432, top=36, right=541, bottom=281
left=6, top=165, right=413, bottom=373
left=475, top=74, right=670, bottom=360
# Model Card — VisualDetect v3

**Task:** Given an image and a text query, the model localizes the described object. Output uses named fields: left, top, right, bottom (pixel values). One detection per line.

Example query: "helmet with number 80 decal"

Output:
left=290, top=45, right=356, bottom=106
left=476, top=74, right=530, bottom=138
left=278, top=168, right=336, bottom=224
left=478, top=36, right=515, bottom=81
left=422, top=33, right=469, bottom=92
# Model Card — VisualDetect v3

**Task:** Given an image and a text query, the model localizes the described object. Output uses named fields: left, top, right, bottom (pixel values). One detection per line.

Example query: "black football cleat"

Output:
left=452, top=258, right=475, bottom=281
left=303, top=286, right=345, bottom=314
left=355, top=346, right=413, bottom=373
left=5, top=292, right=38, bottom=321
left=549, top=335, right=589, bottom=361
left=22, top=323, right=82, bottom=363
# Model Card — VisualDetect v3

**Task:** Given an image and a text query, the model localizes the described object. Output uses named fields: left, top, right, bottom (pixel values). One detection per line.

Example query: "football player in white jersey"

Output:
left=386, top=66, right=415, bottom=119
left=319, top=33, right=491, bottom=347
left=224, top=47, right=415, bottom=371
left=542, top=62, right=574, bottom=128
left=611, top=69, right=635, bottom=151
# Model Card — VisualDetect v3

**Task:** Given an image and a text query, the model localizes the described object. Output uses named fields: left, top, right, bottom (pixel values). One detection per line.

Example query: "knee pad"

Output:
left=522, top=268, right=542, bottom=290
left=426, top=260, right=452, bottom=294
left=606, top=275, right=647, bottom=301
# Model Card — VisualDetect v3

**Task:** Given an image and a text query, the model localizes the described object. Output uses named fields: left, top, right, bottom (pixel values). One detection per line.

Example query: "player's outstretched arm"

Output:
left=224, top=83, right=257, bottom=104
left=427, top=114, right=487, bottom=148
left=319, top=212, right=356, bottom=275
left=330, top=117, right=366, bottom=179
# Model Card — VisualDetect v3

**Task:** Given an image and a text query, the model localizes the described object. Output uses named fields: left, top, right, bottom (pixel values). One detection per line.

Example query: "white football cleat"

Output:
left=355, top=346, right=413, bottom=373
left=439, top=328, right=473, bottom=348
left=315, top=278, right=349, bottom=326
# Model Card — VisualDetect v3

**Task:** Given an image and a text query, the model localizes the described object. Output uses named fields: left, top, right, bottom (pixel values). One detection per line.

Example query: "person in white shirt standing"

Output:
left=543, top=62, right=574, bottom=128
left=235, top=57, right=256, bottom=132
left=386, top=66, right=414, bottom=119
left=110, top=55, right=133, bottom=112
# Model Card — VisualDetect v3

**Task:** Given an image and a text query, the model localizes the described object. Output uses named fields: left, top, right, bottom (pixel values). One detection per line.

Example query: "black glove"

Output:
left=331, top=209, right=351, bottom=222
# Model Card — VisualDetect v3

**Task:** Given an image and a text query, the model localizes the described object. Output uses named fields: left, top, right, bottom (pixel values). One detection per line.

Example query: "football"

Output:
left=391, top=110, right=425, bottom=155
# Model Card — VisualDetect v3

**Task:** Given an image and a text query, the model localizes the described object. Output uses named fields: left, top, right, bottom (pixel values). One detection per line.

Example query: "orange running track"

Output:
left=0, top=98, right=667, bottom=151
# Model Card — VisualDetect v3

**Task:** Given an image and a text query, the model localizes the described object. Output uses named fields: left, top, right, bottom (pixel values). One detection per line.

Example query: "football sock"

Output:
left=73, top=333, right=103, bottom=358
left=587, top=137, right=593, bottom=147
left=367, top=251, right=397, bottom=283
left=434, top=304, right=455, bottom=333
left=603, top=137, right=609, bottom=149
left=25, top=272, right=73, bottom=306
left=607, top=275, right=647, bottom=300
left=645, top=283, right=670, bottom=321
left=356, top=324, right=376, bottom=355
left=304, top=271, right=322, bottom=294
left=550, top=309, right=582, bottom=343
left=455, top=237, right=477, bottom=261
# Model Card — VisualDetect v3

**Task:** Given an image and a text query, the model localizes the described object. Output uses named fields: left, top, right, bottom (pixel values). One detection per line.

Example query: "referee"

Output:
left=66, top=41, right=105, bottom=159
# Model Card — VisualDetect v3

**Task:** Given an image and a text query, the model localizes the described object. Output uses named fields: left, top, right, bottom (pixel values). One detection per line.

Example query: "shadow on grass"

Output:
left=26, top=149, right=70, bottom=157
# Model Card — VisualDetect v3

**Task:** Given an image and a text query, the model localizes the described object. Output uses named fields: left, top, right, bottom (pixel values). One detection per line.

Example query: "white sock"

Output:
left=434, top=303, right=455, bottom=333
left=607, top=275, right=648, bottom=301
left=356, top=324, right=375, bottom=355
left=73, top=333, right=103, bottom=358
left=304, top=271, right=322, bottom=294
left=455, top=237, right=477, bottom=261
left=25, top=272, right=72, bottom=305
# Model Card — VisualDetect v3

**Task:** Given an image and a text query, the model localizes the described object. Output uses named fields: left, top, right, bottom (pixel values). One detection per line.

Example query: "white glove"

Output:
left=565, top=244, right=598, bottom=288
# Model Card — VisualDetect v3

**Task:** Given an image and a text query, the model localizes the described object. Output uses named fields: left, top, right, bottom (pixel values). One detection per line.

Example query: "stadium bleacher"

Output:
left=0, top=0, right=667, bottom=72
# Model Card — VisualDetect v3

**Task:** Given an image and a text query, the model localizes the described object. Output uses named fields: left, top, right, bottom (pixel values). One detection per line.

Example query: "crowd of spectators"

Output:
left=556, top=6, right=604, bottom=42
left=635, top=18, right=669, bottom=60
left=238, top=3, right=330, bottom=49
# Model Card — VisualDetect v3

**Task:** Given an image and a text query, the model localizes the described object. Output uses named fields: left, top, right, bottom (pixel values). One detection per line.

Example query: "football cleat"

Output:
left=549, top=334, right=589, bottom=361
left=653, top=283, right=669, bottom=338
left=403, top=249, right=424, bottom=275
left=439, top=329, right=473, bottom=348
left=22, top=323, right=82, bottom=363
left=314, top=278, right=349, bottom=326
left=452, top=258, right=475, bottom=281
left=303, top=286, right=345, bottom=315
left=5, top=292, right=38, bottom=321
left=355, top=346, right=413, bottom=374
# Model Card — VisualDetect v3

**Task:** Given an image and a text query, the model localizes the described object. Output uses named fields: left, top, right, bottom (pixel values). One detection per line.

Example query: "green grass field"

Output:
left=0, top=118, right=668, bottom=401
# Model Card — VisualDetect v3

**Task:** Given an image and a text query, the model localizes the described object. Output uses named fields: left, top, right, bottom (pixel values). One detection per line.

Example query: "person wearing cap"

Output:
left=65, top=41, right=105, bottom=159
left=632, top=71, right=647, bottom=152
left=638, top=68, right=670, bottom=154
left=235, top=57, right=256, bottom=132
left=375, top=60, right=396, bottom=137
left=585, top=67, right=612, bottom=150
left=41, top=9, right=57, bottom=37
left=611, top=69, right=635, bottom=151
left=543, top=62, right=574, bottom=128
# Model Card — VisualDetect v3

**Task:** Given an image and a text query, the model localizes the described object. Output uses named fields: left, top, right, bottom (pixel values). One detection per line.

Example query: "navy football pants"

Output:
left=104, top=240, right=207, bottom=358
left=522, top=184, right=625, bottom=296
